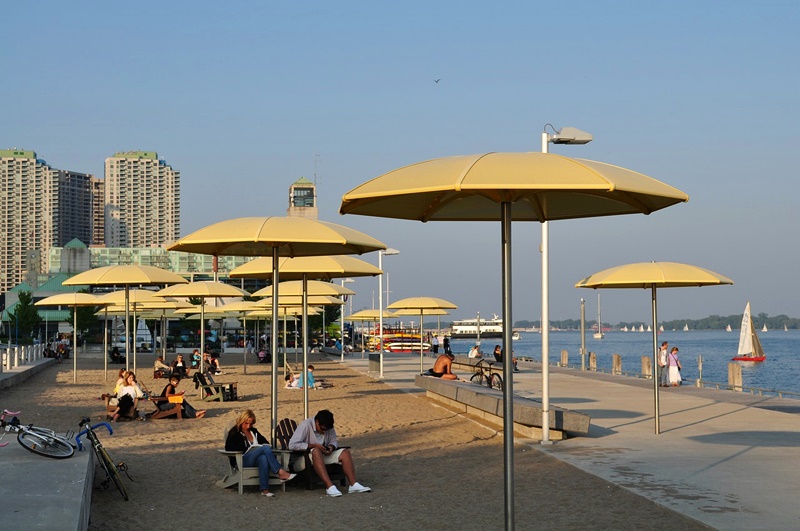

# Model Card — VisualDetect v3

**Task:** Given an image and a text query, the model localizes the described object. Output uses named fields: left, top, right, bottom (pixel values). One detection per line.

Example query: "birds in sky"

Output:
left=434, top=79, right=441, bottom=83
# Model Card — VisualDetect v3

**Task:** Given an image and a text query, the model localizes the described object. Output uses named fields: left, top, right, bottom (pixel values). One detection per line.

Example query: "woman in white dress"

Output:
left=667, top=347, right=682, bottom=386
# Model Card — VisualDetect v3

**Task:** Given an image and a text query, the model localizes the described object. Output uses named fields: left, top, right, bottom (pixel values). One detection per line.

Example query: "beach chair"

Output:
left=104, top=395, right=139, bottom=421
left=275, top=418, right=347, bottom=491
left=203, top=372, right=239, bottom=401
left=146, top=395, right=184, bottom=420
left=216, top=428, right=289, bottom=494
left=192, top=373, right=223, bottom=402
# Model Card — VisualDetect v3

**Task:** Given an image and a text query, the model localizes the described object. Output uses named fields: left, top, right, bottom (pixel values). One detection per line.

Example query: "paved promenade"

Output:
left=341, top=352, right=800, bottom=531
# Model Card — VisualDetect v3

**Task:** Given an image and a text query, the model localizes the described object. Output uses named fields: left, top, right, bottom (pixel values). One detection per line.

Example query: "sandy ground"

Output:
left=0, top=351, right=707, bottom=530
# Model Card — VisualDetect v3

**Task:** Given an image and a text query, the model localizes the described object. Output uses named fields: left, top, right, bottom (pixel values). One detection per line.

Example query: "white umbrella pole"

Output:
left=133, top=307, right=138, bottom=375
left=124, top=285, right=130, bottom=372
left=104, top=306, right=108, bottom=381
left=541, top=219, right=551, bottom=445
left=419, top=309, right=424, bottom=374
left=500, top=202, right=515, bottom=529
left=652, top=286, right=661, bottom=434
left=243, top=314, right=248, bottom=376
left=302, top=274, right=309, bottom=419
left=340, top=299, right=345, bottom=362
left=270, top=246, right=280, bottom=446
left=73, top=305, right=78, bottom=384
left=200, top=301, right=205, bottom=373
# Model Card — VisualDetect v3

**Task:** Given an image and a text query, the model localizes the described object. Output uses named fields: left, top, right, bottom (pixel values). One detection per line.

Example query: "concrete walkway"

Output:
left=340, top=352, right=800, bottom=531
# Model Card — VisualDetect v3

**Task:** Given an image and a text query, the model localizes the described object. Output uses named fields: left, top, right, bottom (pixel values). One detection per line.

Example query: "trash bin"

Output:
left=368, top=353, right=380, bottom=373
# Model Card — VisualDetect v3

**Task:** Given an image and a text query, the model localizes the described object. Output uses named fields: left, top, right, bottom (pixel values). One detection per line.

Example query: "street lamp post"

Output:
left=541, top=124, right=592, bottom=444
left=339, top=278, right=354, bottom=362
left=378, top=248, right=400, bottom=378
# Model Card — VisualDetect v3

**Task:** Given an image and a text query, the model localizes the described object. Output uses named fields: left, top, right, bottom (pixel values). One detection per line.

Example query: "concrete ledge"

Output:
left=0, top=358, right=56, bottom=390
left=415, top=374, right=590, bottom=440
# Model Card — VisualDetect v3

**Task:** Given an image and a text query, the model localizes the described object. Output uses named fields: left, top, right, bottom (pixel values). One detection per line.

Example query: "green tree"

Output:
left=11, top=291, right=42, bottom=344
left=69, top=290, right=101, bottom=342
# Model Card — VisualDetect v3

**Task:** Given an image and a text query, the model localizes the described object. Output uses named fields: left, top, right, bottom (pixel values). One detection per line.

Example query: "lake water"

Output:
left=449, top=330, right=800, bottom=396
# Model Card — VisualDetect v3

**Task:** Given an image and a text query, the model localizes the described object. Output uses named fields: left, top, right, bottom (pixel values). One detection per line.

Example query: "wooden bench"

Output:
left=415, top=375, right=590, bottom=440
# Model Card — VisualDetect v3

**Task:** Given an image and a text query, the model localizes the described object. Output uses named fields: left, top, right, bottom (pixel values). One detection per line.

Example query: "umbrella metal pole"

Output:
left=652, top=286, right=660, bottom=434
left=103, top=307, right=108, bottom=381
left=419, top=309, right=424, bottom=374
left=270, top=247, right=280, bottom=446
left=580, top=298, right=586, bottom=371
left=73, top=306, right=78, bottom=384
left=124, top=285, right=130, bottom=372
left=302, top=274, right=309, bottom=420
left=541, top=219, right=551, bottom=444
left=133, top=307, right=138, bottom=375
left=243, top=314, right=247, bottom=375
left=500, top=202, right=515, bottom=531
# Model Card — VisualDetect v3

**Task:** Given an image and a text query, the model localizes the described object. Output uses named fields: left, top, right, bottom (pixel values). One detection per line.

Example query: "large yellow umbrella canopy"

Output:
left=576, top=261, right=733, bottom=434
left=167, top=216, right=385, bottom=441
left=35, top=293, right=101, bottom=383
left=387, top=297, right=457, bottom=373
left=346, top=309, right=399, bottom=320
left=252, top=280, right=355, bottom=298
left=341, top=151, right=689, bottom=526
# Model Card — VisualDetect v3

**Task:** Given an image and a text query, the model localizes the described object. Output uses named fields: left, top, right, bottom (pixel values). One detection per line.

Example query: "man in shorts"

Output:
left=430, top=352, right=458, bottom=380
left=288, top=409, right=371, bottom=497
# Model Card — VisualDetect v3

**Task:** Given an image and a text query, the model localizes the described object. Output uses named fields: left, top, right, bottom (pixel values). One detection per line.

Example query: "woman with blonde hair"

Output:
left=225, top=410, right=295, bottom=497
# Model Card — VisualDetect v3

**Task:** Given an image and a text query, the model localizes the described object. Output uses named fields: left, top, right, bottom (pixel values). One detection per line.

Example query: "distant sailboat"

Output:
left=683, top=323, right=689, bottom=332
left=732, top=301, right=766, bottom=362
left=639, top=324, right=645, bottom=332
left=593, top=293, right=604, bottom=339
left=726, top=324, right=732, bottom=332
left=785, top=324, right=789, bottom=332
left=761, top=323, right=768, bottom=333
left=646, top=324, right=652, bottom=332
left=658, top=324, right=664, bottom=333
left=621, top=325, right=628, bottom=332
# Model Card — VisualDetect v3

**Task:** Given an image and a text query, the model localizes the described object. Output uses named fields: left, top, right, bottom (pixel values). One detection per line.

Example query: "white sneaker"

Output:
left=348, top=482, right=372, bottom=494
left=326, top=485, right=343, bottom=497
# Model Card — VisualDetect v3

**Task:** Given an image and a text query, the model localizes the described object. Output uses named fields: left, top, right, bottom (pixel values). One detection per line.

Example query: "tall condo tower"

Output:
left=104, top=151, right=180, bottom=248
left=0, top=149, right=94, bottom=292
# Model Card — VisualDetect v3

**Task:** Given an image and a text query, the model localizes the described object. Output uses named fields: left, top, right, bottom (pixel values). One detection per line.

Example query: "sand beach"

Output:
left=0, top=351, right=705, bottom=530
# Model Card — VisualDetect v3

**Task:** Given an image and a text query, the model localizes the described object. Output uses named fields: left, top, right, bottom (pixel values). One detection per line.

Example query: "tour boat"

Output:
left=450, top=314, right=503, bottom=339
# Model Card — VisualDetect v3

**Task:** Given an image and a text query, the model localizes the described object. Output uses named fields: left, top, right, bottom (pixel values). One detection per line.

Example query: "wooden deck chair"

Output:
left=275, top=418, right=347, bottom=491
left=205, top=373, right=238, bottom=401
left=147, top=395, right=184, bottom=419
left=192, top=373, right=223, bottom=402
left=104, top=395, right=139, bottom=421
left=216, top=428, right=289, bottom=494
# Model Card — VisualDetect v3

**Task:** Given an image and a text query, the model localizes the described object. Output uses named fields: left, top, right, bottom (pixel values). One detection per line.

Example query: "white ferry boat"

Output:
left=450, top=314, right=503, bottom=339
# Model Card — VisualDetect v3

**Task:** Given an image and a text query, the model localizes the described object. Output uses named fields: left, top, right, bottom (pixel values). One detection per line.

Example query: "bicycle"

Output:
left=0, top=409, right=75, bottom=458
left=469, top=359, right=504, bottom=391
left=76, top=417, right=130, bottom=500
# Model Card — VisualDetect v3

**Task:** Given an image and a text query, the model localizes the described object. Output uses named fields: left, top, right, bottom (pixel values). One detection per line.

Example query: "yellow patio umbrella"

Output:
left=167, top=216, right=385, bottom=441
left=394, top=307, right=450, bottom=341
left=35, top=292, right=102, bottom=383
left=252, top=280, right=355, bottom=298
left=576, top=261, right=733, bottom=434
left=340, top=150, right=688, bottom=525
left=155, top=281, right=250, bottom=366
left=387, top=297, right=457, bottom=373
left=63, top=265, right=187, bottom=370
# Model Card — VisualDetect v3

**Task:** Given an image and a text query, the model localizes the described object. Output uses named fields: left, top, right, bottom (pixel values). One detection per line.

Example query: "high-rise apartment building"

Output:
left=104, top=151, right=180, bottom=248
left=90, top=176, right=105, bottom=246
left=0, top=149, right=96, bottom=293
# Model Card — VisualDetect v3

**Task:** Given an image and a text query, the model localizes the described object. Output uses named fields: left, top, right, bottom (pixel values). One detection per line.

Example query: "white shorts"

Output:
left=292, top=448, right=345, bottom=472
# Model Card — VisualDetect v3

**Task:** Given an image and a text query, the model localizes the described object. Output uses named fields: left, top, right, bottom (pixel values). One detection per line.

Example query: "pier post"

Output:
left=589, top=352, right=597, bottom=371
left=728, top=362, right=743, bottom=392
left=641, top=356, right=652, bottom=378
left=560, top=349, right=568, bottom=367
left=612, top=353, right=621, bottom=375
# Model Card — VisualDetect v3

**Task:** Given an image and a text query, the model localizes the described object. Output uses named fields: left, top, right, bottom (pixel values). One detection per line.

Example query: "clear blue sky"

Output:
left=4, top=1, right=799, bottom=323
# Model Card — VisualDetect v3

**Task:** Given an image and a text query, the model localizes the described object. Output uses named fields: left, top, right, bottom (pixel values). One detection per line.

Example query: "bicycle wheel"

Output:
left=97, top=445, right=129, bottom=501
left=490, top=374, right=504, bottom=392
left=17, top=429, right=74, bottom=459
left=469, top=372, right=485, bottom=385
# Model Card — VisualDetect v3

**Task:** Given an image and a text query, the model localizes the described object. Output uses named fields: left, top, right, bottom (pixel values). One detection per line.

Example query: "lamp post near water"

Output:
left=378, top=248, right=400, bottom=378
left=540, top=124, right=593, bottom=444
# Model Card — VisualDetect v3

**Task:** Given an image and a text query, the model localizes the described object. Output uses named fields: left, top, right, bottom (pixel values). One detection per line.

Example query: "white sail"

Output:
left=737, top=302, right=753, bottom=356
left=646, top=325, right=652, bottom=332
left=639, top=324, right=645, bottom=332
left=659, top=324, right=664, bottom=332
left=683, top=323, right=689, bottom=331
left=726, top=324, right=732, bottom=332
left=785, top=324, right=789, bottom=332
left=761, top=324, right=768, bottom=332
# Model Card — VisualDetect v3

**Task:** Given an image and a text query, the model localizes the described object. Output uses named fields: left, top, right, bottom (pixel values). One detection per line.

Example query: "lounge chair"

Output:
left=146, top=395, right=184, bottom=420
left=193, top=372, right=238, bottom=402
left=275, top=418, right=347, bottom=491
left=216, top=428, right=289, bottom=494
left=104, top=395, right=139, bottom=421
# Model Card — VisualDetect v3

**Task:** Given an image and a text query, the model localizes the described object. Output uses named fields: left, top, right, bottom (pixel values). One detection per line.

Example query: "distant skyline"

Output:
left=4, top=1, right=799, bottom=323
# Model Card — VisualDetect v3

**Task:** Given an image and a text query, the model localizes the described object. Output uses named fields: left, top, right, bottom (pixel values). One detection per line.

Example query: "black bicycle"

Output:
left=1, top=409, right=75, bottom=458
left=76, top=417, right=130, bottom=500
left=469, top=359, right=504, bottom=391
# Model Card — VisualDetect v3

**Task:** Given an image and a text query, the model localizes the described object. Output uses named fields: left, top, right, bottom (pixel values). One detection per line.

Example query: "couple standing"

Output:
left=658, top=341, right=683, bottom=387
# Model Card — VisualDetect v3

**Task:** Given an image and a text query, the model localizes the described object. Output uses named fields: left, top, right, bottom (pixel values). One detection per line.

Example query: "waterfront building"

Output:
left=104, top=151, right=180, bottom=248
left=286, top=177, right=318, bottom=219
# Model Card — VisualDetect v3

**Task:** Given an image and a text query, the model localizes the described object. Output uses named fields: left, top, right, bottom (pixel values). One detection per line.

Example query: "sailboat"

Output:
left=732, top=301, right=766, bottom=362
left=638, top=324, right=645, bottom=332
left=593, top=293, right=604, bottom=339
left=683, top=323, right=689, bottom=332
left=658, top=324, right=664, bottom=333
left=761, top=323, right=768, bottom=333
left=726, top=324, right=732, bottom=332
left=785, top=324, right=789, bottom=332
left=621, top=325, right=628, bottom=332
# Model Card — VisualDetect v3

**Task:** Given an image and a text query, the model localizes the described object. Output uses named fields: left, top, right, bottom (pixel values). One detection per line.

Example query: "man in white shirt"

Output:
left=658, top=341, right=669, bottom=387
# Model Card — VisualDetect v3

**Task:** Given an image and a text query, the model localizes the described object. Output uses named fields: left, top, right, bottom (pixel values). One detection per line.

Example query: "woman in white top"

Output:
left=112, top=371, right=144, bottom=421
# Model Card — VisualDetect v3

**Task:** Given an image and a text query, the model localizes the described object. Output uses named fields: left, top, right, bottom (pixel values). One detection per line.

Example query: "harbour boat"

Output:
left=761, top=324, right=768, bottom=333
left=593, top=293, right=604, bottom=339
left=732, top=301, right=766, bottom=362
left=726, top=324, right=732, bottom=332
left=450, top=314, right=502, bottom=339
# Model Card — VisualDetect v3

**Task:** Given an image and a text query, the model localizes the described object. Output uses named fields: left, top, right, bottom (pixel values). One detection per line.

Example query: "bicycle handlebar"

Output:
left=75, top=421, right=113, bottom=451
left=2, top=409, right=21, bottom=416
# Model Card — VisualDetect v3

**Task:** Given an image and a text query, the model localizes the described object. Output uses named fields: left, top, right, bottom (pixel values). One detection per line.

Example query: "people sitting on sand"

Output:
left=468, top=345, right=481, bottom=358
left=110, top=346, right=125, bottom=364
left=225, top=409, right=295, bottom=497
left=171, top=354, right=191, bottom=378
left=158, top=375, right=205, bottom=418
left=154, top=355, right=172, bottom=378
left=296, top=364, right=332, bottom=389
left=202, top=351, right=223, bottom=375
left=257, top=348, right=271, bottom=363
left=668, top=347, right=682, bottom=386
left=284, top=374, right=299, bottom=389
left=111, top=371, right=145, bottom=422
left=493, top=345, right=519, bottom=372
left=288, top=409, right=371, bottom=497
left=430, top=353, right=458, bottom=380
left=191, top=349, right=202, bottom=369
